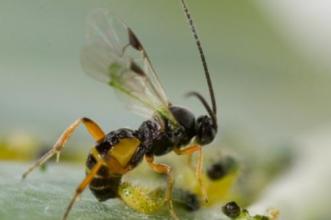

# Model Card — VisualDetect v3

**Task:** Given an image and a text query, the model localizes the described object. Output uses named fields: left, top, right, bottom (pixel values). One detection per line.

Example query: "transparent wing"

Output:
left=81, top=9, right=177, bottom=124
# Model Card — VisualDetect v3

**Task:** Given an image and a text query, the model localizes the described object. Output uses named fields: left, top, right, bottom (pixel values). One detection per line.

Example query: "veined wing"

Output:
left=81, top=9, right=177, bottom=125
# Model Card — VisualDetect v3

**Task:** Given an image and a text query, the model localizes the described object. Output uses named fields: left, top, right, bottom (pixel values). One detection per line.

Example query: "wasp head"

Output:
left=185, top=91, right=218, bottom=146
left=195, top=115, right=217, bottom=145
left=170, top=105, right=217, bottom=146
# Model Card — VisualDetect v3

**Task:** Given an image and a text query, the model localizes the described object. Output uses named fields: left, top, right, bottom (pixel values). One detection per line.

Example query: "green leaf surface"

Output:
left=0, top=162, right=230, bottom=220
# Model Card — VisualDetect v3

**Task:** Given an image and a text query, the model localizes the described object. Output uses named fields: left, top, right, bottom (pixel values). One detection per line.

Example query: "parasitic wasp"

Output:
left=22, top=0, right=218, bottom=219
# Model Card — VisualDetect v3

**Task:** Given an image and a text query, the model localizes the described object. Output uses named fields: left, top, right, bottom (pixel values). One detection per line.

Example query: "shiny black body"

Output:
left=143, top=106, right=216, bottom=156
left=222, top=201, right=241, bottom=218
left=86, top=105, right=217, bottom=201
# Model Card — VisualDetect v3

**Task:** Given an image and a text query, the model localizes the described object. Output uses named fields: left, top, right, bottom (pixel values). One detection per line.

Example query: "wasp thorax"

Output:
left=195, top=115, right=216, bottom=145
left=170, top=106, right=195, bottom=133
left=170, top=106, right=196, bottom=146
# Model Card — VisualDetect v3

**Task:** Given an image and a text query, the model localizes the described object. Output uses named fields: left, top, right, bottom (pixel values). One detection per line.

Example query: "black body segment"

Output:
left=89, top=176, right=121, bottom=201
left=170, top=106, right=195, bottom=136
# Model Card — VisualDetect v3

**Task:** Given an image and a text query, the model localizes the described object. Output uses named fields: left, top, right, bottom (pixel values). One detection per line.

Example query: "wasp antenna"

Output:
left=179, top=0, right=217, bottom=118
left=186, top=91, right=217, bottom=129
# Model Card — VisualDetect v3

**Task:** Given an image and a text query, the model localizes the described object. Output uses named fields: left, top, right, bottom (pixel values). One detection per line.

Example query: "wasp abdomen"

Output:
left=89, top=176, right=122, bottom=201
left=86, top=150, right=122, bottom=201
left=85, top=128, right=142, bottom=202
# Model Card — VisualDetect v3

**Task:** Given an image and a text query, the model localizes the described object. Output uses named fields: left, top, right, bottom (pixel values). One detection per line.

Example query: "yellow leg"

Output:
left=22, top=117, right=105, bottom=179
left=62, top=159, right=103, bottom=220
left=187, top=153, right=194, bottom=170
left=174, top=145, right=208, bottom=203
left=145, top=155, right=178, bottom=220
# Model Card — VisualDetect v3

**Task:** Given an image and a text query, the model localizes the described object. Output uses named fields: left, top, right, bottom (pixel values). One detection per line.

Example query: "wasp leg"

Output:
left=145, top=155, right=178, bottom=220
left=63, top=159, right=103, bottom=220
left=174, top=145, right=208, bottom=203
left=187, top=153, right=194, bottom=170
left=22, top=117, right=105, bottom=179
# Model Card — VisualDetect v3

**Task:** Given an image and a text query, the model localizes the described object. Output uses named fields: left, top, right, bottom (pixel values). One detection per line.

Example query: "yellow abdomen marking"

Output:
left=109, top=138, right=140, bottom=167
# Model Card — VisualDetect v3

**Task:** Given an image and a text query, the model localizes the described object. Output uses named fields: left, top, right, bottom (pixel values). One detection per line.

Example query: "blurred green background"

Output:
left=1, top=0, right=331, bottom=219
